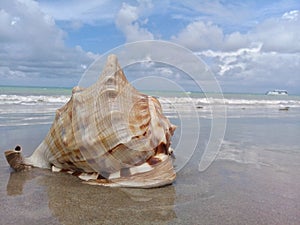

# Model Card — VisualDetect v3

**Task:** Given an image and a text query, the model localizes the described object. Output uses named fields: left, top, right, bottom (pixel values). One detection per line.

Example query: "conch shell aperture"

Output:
left=4, top=54, right=176, bottom=188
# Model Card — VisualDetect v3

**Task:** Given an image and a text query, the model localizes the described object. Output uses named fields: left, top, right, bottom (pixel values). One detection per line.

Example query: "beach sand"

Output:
left=1, top=113, right=300, bottom=224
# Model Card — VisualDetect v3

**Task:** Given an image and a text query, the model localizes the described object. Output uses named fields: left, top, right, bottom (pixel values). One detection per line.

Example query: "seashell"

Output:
left=4, top=54, right=176, bottom=188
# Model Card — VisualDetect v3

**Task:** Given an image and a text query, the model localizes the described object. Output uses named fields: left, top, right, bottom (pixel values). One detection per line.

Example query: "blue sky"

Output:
left=0, top=0, right=300, bottom=93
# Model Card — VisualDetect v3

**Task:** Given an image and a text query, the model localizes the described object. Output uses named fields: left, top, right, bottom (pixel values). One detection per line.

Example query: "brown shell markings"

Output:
left=4, top=54, right=176, bottom=188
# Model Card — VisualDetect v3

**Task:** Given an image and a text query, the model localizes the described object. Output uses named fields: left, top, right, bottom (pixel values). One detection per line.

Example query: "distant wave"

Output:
left=1, top=94, right=300, bottom=108
left=159, top=97, right=300, bottom=109
left=0, top=94, right=300, bottom=127
left=0, top=94, right=70, bottom=105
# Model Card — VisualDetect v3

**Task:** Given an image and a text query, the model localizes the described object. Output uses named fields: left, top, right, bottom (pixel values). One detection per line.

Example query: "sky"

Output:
left=0, top=0, right=300, bottom=94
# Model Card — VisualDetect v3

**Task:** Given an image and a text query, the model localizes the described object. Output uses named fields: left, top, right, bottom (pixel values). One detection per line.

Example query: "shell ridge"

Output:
left=5, top=54, right=177, bottom=188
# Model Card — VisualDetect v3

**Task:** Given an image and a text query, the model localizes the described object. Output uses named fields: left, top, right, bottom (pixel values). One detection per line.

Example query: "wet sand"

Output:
left=1, top=155, right=299, bottom=225
left=1, top=116, right=300, bottom=224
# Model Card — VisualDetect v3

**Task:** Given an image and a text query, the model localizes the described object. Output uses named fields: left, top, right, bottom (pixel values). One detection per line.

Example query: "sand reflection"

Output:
left=6, top=169, right=176, bottom=225
left=6, top=170, right=37, bottom=196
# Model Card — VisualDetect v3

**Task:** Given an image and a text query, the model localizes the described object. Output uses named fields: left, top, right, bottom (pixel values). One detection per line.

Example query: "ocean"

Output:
left=0, top=86, right=299, bottom=224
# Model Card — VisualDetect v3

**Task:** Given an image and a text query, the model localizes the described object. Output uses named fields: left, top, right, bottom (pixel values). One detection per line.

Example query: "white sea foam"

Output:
left=1, top=94, right=300, bottom=108
left=0, top=121, right=53, bottom=127
left=159, top=97, right=300, bottom=108
left=0, top=94, right=300, bottom=127
left=0, top=94, right=70, bottom=105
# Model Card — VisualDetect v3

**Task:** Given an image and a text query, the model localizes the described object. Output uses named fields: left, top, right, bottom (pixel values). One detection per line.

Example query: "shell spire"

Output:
left=4, top=54, right=176, bottom=188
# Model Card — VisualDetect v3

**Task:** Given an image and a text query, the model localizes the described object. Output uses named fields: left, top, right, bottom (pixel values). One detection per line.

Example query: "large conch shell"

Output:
left=4, top=54, right=176, bottom=188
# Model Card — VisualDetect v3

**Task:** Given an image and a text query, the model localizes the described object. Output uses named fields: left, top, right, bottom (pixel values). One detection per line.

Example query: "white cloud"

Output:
left=199, top=43, right=262, bottom=76
left=173, top=8, right=300, bottom=53
left=38, top=0, right=118, bottom=25
left=198, top=43, right=300, bottom=93
left=223, top=32, right=250, bottom=51
left=252, top=10, right=300, bottom=52
left=115, top=2, right=154, bottom=42
left=0, top=0, right=96, bottom=87
left=170, top=7, right=300, bottom=93
left=171, top=21, right=224, bottom=51
left=282, top=10, right=299, bottom=21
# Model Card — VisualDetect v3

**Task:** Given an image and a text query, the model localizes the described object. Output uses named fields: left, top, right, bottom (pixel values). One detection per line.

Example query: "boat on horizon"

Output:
left=266, top=90, right=288, bottom=96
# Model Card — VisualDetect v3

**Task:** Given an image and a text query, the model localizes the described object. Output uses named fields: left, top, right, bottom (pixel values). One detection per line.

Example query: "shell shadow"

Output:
left=6, top=170, right=37, bottom=196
